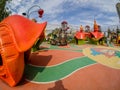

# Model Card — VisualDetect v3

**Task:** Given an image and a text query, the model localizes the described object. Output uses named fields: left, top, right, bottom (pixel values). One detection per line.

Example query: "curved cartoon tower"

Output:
left=90, top=20, right=104, bottom=44
left=75, top=25, right=87, bottom=45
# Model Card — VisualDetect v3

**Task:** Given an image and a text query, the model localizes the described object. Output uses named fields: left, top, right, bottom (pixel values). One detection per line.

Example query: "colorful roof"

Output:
left=91, top=20, right=104, bottom=39
left=75, top=25, right=86, bottom=39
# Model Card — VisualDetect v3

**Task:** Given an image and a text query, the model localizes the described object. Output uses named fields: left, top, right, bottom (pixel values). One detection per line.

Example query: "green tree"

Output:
left=0, top=0, right=11, bottom=22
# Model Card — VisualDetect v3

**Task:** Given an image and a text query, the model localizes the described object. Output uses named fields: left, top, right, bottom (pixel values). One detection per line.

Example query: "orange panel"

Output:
left=0, top=15, right=47, bottom=87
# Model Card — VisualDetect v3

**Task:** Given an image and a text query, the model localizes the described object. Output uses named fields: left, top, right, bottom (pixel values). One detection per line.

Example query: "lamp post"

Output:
left=22, top=5, right=45, bottom=51
left=116, top=2, right=120, bottom=22
left=22, top=5, right=44, bottom=19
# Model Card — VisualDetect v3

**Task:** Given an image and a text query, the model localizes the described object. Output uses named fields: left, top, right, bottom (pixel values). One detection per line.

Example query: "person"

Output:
left=106, top=35, right=112, bottom=46
left=31, top=18, right=37, bottom=22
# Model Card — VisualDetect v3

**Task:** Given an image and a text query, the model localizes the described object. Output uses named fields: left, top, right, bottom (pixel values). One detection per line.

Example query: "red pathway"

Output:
left=0, top=44, right=120, bottom=90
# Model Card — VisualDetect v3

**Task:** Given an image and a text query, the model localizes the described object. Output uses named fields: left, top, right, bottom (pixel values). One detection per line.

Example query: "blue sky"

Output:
left=6, top=0, right=120, bottom=31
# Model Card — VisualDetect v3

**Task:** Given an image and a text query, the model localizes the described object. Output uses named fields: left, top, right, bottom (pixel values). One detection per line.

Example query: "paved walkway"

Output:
left=0, top=42, right=120, bottom=90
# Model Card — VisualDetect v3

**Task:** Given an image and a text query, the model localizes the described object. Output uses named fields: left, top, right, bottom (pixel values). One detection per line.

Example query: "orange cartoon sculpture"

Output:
left=75, top=25, right=86, bottom=39
left=89, top=20, right=104, bottom=45
left=75, top=25, right=87, bottom=44
left=0, top=15, right=47, bottom=86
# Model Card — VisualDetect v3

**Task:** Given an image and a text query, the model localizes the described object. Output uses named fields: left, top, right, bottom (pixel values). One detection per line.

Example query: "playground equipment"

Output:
left=116, top=3, right=120, bottom=45
left=50, top=21, right=68, bottom=46
left=89, top=20, right=104, bottom=45
left=75, top=25, right=88, bottom=45
left=0, top=15, right=47, bottom=86
left=116, top=27, right=120, bottom=44
left=74, top=20, right=104, bottom=45
left=117, top=35, right=120, bottom=44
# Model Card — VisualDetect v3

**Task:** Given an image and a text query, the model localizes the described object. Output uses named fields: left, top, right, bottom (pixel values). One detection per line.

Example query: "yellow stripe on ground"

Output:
left=83, top=47, right=120, bottom=69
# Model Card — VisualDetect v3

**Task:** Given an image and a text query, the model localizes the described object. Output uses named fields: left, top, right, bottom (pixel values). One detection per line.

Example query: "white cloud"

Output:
left=68, top=0, right=118, bottom=13
left=6, top=0, right=120, bottom=31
